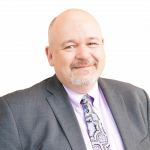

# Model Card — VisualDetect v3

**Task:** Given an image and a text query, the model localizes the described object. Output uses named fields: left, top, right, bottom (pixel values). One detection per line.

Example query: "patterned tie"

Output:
left=81, top=94, right=111, bottom=150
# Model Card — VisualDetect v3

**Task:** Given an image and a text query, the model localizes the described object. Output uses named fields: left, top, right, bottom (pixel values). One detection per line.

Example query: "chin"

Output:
left=70, top=72, right=98, bottom=86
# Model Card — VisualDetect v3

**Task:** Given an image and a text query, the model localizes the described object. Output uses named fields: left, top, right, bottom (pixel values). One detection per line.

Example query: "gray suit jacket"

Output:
left=0, top=75, right=150, bottom=150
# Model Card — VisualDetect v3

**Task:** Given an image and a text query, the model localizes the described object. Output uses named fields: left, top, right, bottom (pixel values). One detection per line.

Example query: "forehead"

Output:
left=53, top=13, right=101, bottom=41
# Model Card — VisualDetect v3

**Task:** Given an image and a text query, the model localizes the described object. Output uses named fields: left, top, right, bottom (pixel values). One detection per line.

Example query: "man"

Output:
left=0, top=9, right=149, bottom=150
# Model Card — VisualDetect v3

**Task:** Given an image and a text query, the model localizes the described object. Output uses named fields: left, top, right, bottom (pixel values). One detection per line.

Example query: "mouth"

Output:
left=73, top=65, right=94, bottom=69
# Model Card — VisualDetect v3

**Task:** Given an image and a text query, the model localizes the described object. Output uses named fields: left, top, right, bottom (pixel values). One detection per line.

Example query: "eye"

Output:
left=89, top=43, right=95, bottom=45
left=65, top=45, right=74, bottom=49
left=88, top=43, right=97, bottom=48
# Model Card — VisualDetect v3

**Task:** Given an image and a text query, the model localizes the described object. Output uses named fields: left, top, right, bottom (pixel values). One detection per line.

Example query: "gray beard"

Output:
left=70, top=69, right=98, bottom=86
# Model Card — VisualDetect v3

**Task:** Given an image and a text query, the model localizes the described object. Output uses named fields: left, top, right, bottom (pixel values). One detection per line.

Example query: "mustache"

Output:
left=70, top=59, right=98, bottom=68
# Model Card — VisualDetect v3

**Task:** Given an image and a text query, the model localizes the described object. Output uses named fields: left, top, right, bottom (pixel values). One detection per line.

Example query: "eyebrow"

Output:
left=61, top=37, right=100, bottom=47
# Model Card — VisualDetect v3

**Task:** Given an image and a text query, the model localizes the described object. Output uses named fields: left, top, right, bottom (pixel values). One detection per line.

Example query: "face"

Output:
left=46, top=11, right=106, bottom=90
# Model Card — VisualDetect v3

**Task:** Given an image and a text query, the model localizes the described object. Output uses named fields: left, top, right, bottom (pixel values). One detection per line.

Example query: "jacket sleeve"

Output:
left=0, top=97, right=22, bottom=150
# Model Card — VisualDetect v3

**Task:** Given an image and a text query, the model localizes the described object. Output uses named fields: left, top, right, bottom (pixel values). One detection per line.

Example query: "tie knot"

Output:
left=81, top=94, right=90, bottom=104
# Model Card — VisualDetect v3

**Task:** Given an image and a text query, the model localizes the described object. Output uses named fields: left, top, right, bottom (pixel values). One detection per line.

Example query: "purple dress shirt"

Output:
left=63, top=82, right=125, bottom=150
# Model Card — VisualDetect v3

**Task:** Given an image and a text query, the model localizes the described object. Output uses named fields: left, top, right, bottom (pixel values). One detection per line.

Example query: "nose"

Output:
left=75, top=45, right=91, bottom=60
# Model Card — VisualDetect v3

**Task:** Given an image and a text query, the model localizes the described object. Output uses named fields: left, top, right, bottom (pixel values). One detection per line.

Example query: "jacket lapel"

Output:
left=98, top=78, right=137, bottom=150
left=45, top=75, right=138, bottom=150
left=46, top=75, right=87, bottom=150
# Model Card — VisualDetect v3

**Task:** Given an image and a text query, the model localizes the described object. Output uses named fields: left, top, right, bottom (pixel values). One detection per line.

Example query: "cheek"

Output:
left=57, top=52, right=75, bottom=69
left=92, top=48, right=106, bottom=62
left=92, top=50, right=105, bottom=75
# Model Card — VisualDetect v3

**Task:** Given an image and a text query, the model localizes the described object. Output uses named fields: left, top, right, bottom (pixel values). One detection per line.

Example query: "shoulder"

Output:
left=0, top=77, right=52, bottom=104
left=98, top=77, right=149, bottom=101
left=99, top=77, right=144, bottom=92
left=98, top=78, right=150, bottom=117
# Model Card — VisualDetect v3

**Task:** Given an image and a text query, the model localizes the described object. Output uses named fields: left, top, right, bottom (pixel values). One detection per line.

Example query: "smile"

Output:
left=74, top=65, right=94, bottom=69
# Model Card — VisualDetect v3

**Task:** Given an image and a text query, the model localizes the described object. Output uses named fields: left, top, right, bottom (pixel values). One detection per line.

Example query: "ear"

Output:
left=102, top=37, right=104, bottom=45
left=45, top=46, right=54, bottom=66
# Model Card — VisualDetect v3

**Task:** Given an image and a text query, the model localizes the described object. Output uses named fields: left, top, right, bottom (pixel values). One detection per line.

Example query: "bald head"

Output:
left=54, top=9, right=100, bottom=25
left=48, top=9, right=102, bottom=49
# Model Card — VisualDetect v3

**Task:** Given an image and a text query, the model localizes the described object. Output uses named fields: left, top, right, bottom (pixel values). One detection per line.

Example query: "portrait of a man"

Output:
left=0, top=7, right=150, bottom=150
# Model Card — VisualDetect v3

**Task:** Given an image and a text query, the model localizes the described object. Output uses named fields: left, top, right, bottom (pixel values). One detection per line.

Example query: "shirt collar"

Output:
left=63, top=82, right=100, bottom=110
